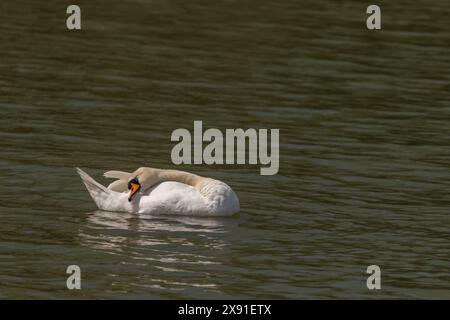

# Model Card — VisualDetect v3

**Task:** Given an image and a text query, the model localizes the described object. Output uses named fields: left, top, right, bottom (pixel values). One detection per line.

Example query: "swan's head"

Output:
left=127, top=177, right=141, bottom=202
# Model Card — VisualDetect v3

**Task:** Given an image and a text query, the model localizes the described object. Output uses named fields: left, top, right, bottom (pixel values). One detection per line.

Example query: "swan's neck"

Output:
left=135, top=167, right=206, bottom=192
left=158, top=170, right=204, bottom=190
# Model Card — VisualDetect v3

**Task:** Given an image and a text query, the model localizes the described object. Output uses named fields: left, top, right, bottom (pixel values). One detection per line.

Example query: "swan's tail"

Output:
left=76, top=168, right=109, bottom=209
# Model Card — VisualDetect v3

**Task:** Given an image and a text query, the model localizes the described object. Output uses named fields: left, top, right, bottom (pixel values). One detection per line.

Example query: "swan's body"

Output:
left=76, top=167, right=240, bottom=216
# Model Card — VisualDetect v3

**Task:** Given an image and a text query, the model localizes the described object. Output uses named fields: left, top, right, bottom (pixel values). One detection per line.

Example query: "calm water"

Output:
left=0, top=0, right=449, bottom=299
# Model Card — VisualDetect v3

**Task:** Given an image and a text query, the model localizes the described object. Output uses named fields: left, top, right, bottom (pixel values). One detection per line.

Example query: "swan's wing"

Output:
left=138, top=182, right=209, bottom=215
left=107, top=179, right=129, bottom=192
left=103, top=170, right=132, bottom=180
left=137, top=180, right=239, bottom=216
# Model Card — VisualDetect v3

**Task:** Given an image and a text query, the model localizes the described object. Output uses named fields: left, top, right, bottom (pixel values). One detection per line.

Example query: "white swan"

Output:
left=76, top=167, right=240, bottom=216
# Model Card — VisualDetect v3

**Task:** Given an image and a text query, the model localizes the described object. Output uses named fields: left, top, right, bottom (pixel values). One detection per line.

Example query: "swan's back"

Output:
left=139, top=179, right=239, bottom=216
left=139, top=181, right=206, bottom=215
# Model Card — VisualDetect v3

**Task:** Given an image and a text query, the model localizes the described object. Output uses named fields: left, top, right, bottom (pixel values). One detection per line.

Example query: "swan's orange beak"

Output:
left=128, top=179, right=141, bottom=202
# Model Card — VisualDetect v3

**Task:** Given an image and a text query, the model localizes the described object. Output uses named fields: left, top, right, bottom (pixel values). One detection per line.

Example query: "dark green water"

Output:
left=0, top=0, right=449, bottom=299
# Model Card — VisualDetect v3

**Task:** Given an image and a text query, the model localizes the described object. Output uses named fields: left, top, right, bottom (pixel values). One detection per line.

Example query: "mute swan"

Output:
left=76, top=167, right=240, bottom=216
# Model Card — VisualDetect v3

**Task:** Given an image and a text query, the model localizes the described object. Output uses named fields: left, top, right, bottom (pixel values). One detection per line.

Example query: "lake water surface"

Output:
left=0, top=0, right=449, bottom=299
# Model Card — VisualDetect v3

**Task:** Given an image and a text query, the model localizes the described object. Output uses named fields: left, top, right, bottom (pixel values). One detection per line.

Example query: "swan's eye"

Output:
left=127, top=181, right=132, bottom=190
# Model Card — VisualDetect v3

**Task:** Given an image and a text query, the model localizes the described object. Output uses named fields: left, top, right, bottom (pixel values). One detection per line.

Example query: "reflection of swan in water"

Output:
left=78, top=211, right=232, bottom=292
left=79, top=210, right=232, bottom=254
left=85, top=210, right=227, bottom=233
